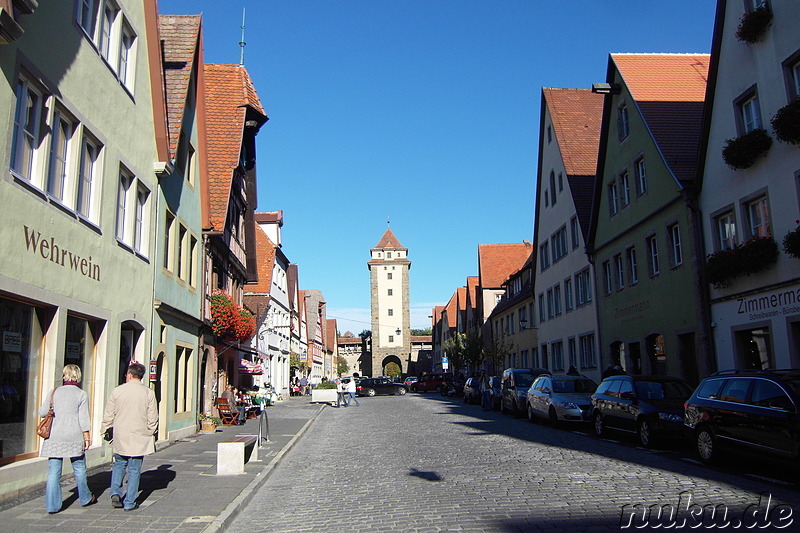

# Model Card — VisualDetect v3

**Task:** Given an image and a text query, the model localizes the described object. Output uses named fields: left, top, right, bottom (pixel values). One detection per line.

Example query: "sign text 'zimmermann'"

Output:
left=23, top=225, right=101, bottom=282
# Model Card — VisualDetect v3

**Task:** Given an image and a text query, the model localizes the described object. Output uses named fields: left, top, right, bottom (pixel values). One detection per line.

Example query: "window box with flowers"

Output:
left=705, top=236, right=779, bottom=288
left=209, top=290, right=256, bottom=340
left=735, top=5, right=772, bottom=44
left=199, top=413, right=222, bottom=432
left=783, top=223, right=800, bottom=259
left=771, top=98, right=800, bottom=145
left=721, top=129, right=772, bottom=170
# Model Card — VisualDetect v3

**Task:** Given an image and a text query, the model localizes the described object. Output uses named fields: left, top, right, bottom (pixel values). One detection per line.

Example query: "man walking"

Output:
left=101, top=362, right=158, bottom=511
left=346, top=373, right=360, bottom=407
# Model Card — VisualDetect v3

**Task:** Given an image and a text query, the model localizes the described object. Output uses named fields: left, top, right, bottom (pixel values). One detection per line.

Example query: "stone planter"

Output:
left=311, top=389, right=338, bottom=404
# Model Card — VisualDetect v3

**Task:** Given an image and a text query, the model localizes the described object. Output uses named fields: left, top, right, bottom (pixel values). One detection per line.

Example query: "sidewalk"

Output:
left=0, top=396, right=324, bottom=533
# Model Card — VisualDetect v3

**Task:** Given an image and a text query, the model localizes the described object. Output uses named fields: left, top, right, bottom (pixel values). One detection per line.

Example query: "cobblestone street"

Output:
left=227, top=394, right=799, bottom=532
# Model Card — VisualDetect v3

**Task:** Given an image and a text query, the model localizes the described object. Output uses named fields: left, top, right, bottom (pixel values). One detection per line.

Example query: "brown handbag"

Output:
left=36, top=389, right=56, bottom=439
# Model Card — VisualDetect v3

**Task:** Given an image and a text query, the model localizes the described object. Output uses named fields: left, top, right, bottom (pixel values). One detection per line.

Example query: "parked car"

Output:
left=684, top=369, right=800, bottom=464
left=410, top=372, right=453, bottom=393
left=500, top=368, right=550, bottom=416
left=489, top=377, right=502, bottom=410
left=356, top=377, right=408, bottom=396
left=463, top=377, right=483, bottom=404
left=403, top=376, right=418, bottom=388
left=591, top=374, right=693, bottom=447
left=526, top=374, right=597, bottom=426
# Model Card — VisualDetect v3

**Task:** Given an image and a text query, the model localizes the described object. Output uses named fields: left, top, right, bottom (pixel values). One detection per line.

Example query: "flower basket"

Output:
left=721, top=129, right=772, bottom=170
left=209, top=290, right=256, bottom=341
left=771, top=98, right=800, bottom=145
left=198, top=413, right=221, bottom=432
left=735, top=6, right=772, bottom=44
left=783, top=224, right=800, bottom=259
left=705, top=236, right=779, bottom=288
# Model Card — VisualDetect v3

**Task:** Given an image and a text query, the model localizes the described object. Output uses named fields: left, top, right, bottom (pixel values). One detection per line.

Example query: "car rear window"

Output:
left=750, top=379, right=789, bottom=407
left=634, top=380, right=692, bottom=400
left=553, top=379, right=597, bottom=394
left=695, top=379, right=724, bottom=399
left=718, top=378, right=751, bottom=404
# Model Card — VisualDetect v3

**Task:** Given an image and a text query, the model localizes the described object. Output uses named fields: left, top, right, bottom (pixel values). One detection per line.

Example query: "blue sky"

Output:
left=159, top=1, right=717, bottom=335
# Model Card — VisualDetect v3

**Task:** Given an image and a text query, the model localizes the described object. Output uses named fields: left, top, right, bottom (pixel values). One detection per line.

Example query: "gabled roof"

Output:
left=204, top=63, right=266, bottom=231
left=245, top=222, right=276, bottom=295
left=466, top=276, right=479, bottom=308
left=444, top=291, right=458, bottom=329
left=372, top=228, right=407, bottom=251
left=158, top=14, right=201, bottom=160
left=457, top=286, right=467, bottom=312
left=478, top=242, right=533, bottom=289
left=612, top=53, right=710, bottom=184
left=543, top=88, right=604, bottom=177
left=325, top=319, right=337, bottom=351
left=432, top=305, right=445, bottom=328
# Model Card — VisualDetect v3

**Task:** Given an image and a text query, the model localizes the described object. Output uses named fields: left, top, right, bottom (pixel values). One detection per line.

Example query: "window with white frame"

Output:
left=564, top=278, right=573, bottom=312
left=617, top=101, right=630, bottom=141
left=177, top=223, right=187, bottom=279
left=539, top=242, right=550, bottom=271
left=118, top=21, right=136, bottom=86
left=627, top=246, right=638, bottom=285
left=509, top=311, right=515, bottom=334
left=10, top=77, right=45, bottom=182
left=576, top=269, right=592, bottom=305
left=786, top=54, right=800, bottom=99
left=738, top=90, right=763, bottom=134
left=116, top=171, right=132, bottom=241
left=602, top=261, right=612, bottom=295
left=188, top=235, right=198, bottom=287
left=387, top=272, right=392, bottom=280
left=388, top=335, right=394, bottom=343
left=77, top=134, right=101, bottom=220
left=568, top=338, right=577, bottom=368
left=746, top=196, right=770, bottom=238
left=669, top=224, right=683, bottom=267
left=77, top=0, right=98, bottom=36
left=608, top=181, right=619, bottom=216
left=554, top=285, right=562, bottom=316
left=547, top=289, right=554, bottom=320
left=614, top=254, right=624, bottom=290
left=99, top=1, right=117, bottom=61
left=46, top=109, right=76, bottom=201
left=570, top=216, right=580, bottom=249
left=387, top=289, right=393, bottom=296
left=552, top=342, right=564, bottom=371
left=580, top=334, right=597, bottom=368
left=620, top=171, right=630, bottom=207
left=388, top=309, right=393, bottom=316
left=163, top=210, right=175, bottom=271
left=714, top=210, right=737, bottom=251
left=80, top=0, right=137, bottom=90
left=634, top=157, right=647, bottom=195
left=133, top=183, right=149, bottom=254
left=646, top=235, right=660, bottom=276
left=552, top=226, right=568, bottom=262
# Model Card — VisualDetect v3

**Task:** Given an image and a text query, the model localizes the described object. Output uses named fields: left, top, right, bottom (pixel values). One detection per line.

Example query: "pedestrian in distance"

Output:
left=480, top=371, right=492, bottom=411
left=299, top=375, right=309, bottom=396
left=347, top=373, right=360, bottom=406
left=101, top=362, right=158, bottom=511
left=336, top=378, right=347, bottom=407
left=567, top=365, right=580, bottom=376
left=38, top=364, right=97, bottom=514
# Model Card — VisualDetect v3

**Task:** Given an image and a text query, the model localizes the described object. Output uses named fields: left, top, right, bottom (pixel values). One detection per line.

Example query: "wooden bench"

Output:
left=215, top=398, right=238, bottom=426
left=216, top=435, right=258, bottom=475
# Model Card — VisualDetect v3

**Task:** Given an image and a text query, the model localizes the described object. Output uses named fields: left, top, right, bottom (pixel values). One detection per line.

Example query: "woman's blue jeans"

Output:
left=110, top=454, right=143, bottom=510
left=46, top=456, right=92, bottom=513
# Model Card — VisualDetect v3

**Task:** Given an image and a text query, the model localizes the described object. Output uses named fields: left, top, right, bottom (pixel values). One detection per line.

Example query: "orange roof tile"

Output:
left=158, top=14, right=201, bottom=160
left=612, top=53, right=710, bottom=183
left=246, top=222, right=276, bottom=294
left=204, top=63, right=265, bottom=230
left=542, top=88, right=604, bottom=177
left=478, top=242, right=533, bottom=288
left=445, top=291, right=458, bottom=328
left=372, top=228, right=407, bottom=250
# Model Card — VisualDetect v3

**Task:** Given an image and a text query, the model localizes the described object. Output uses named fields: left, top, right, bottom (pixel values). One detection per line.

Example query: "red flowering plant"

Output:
left=209, top=290, right=255, bottom=341
left=783, top=221, right=800, bottom=259
left=705, top=236, right=779, bottom=288
left=771, top=98, right=800, bottom=145
left=721, top=129, right=772, bottom=170
left=735, top=5, right=772, bottom=44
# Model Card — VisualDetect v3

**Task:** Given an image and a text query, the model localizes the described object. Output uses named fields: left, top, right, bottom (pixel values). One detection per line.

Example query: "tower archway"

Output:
left=381, top=354, right=403, bottom=378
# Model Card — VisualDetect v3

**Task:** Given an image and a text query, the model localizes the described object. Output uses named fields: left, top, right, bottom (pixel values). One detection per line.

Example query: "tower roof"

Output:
left=372, top=228, right=407, bottom=251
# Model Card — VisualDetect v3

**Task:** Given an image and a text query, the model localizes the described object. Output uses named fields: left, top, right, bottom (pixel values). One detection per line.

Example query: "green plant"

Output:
left=315, top=381, right=337, bottom=390
left=771, top=98, right=800, bottom=145
left=735, top=6, right=772, bottom=43
left=198, top=413, right=222, bottom=425
left=783, top=223, right=800, bottom=259
left=705, top=236, right=779, bottom=288
left=721, top=129, right=772, bottom=170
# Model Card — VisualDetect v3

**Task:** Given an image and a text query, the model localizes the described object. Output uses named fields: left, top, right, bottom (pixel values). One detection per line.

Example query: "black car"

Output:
left=500, top=368, right=550, bottom=415
left=463, top=377, right=483, bottom=404
left=357, top=377, right=407, bottom=397
left=684, top=369, right=800, bottom=464
left=489, top=377, right=502, bottom=410
left=591, top=374, right=693, bottom=447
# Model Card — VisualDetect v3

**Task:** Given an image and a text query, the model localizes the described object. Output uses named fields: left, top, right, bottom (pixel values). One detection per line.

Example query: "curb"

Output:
left=201, top=404, right=325, bottom=533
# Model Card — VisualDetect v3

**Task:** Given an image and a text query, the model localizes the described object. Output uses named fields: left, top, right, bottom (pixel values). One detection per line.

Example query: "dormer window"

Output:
left=387, top=252, right=392, bottom=258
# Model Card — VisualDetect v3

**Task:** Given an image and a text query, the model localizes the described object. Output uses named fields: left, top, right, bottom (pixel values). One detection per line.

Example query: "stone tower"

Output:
left=368, top=228, right=411, bottom=376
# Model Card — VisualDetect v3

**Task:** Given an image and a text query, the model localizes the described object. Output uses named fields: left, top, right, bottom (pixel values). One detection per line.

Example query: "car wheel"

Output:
left=366, top=388, right=376, bottom=397
left=548, top=407, right=560, bottom=428
left=593, top=412, right=605, bottom=437
left=397, top=387, right=406, bottom=396
left=638, top=419, right=654, bottom=448
left=696, top=427, right=717, bottom=464
left=527, top=403, right=535, bottom=423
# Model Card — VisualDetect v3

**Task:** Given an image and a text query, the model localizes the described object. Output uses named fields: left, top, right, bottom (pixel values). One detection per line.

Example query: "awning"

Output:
left=239, top=360, right=263, bottom=375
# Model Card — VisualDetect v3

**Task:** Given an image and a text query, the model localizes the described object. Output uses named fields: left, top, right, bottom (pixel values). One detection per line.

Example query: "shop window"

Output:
left=736, top=327, right=772, bottom=370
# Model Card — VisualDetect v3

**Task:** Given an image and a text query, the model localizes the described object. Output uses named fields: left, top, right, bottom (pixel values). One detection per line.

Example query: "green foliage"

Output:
left=336, top=356, right=350, bottom=376
left=483, top=336, right=515, bottom=375
left=735, top=6, right=772, bottom=43
left=706, top=236, right=779, bottom=288
left=411, top=328, right=432, bottom=336
left=385, top=362, right=401, bottom=379
left=463, top=329, right=484, bottom=371
left=771, top=98, right=800, bottom=145
left=783, top=224, right=800, bottom=259
left=721, top=129, right=772, bottom=170
left=315, top=381, right=337, bottom=390
left=442, top=333, right=467, bottom=373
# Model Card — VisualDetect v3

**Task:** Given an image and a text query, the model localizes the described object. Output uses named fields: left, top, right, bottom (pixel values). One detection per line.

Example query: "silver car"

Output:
left=526, top=374, right=598, bottom=426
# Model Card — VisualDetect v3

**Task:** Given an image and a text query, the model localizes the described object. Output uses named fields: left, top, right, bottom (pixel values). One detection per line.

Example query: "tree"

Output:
left=463, top=329, right=484, bottom=372
left=290, top=352, right=308, bottom=376
left=483, top=336, right=514, bottom=375
left=442, top=333, right=467, bottom=374
left=336, top=356, right=349, bottom=376
left=411, top=327, right=432, bottom=336
left=385, top=362, right=401, bottom=379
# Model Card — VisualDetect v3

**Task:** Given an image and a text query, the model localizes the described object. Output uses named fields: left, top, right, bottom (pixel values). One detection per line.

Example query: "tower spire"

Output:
left=239, top=7, right=246, bottom=66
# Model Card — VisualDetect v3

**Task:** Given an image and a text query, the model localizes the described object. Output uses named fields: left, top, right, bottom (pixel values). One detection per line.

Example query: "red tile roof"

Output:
left=457, top=286, right=467, bottom=312
left=478, top=242, right=533, bottom=288
left=254, top=210, right=283, bottom=225
left=372, top=228, right=407, bottom=250
left=466, top=276, right=479, bottom=309
left=158, top=14, right=201, bottom=160
left=543, top=88, right=604, bottom=177
left=204, top=63, right=265, bottom=230
left=246, top=222, right=276, bottom=295
left=325, top=319, right=337, bottom=351
left=445, top=291, right=458, bottom=328
left=612, top=53, right=710, bottom=183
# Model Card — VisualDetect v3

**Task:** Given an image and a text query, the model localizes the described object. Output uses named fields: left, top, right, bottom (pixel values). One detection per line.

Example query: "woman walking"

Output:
left=38, top=364, right=96, bottom=514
